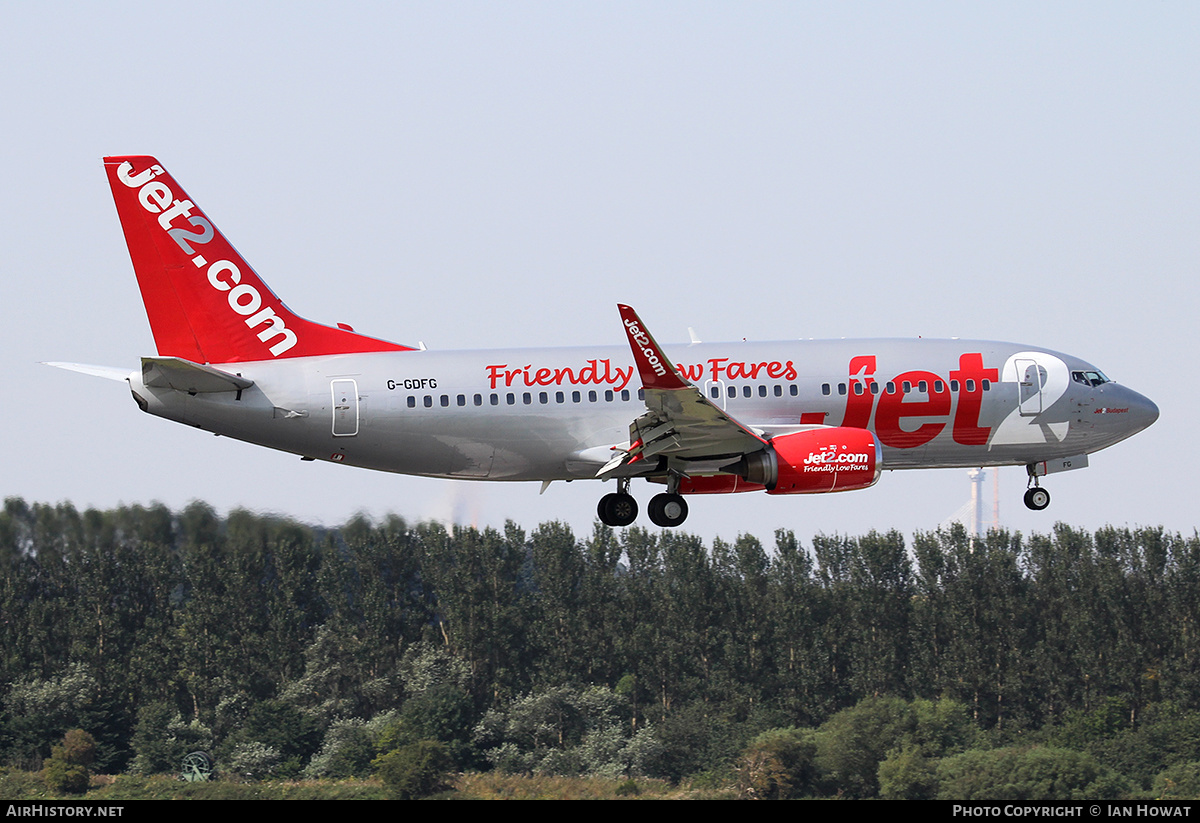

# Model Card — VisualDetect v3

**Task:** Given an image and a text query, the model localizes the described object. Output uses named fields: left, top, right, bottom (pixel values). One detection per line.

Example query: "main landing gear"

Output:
left=597, top=486, right=638, bottom=527
left=597, top=479, right=689, bottom=528
left=648, top=492, right=689, bottom=528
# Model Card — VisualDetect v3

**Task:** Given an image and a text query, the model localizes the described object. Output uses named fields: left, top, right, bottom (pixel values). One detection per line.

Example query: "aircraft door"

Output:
left=1016, top=359, right=1045, bottom=417
left=331, top=379, right=359, bottom=436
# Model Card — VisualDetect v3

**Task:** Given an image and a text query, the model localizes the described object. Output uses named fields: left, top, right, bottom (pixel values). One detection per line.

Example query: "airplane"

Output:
left=46, top=155, right=1159, bottom=528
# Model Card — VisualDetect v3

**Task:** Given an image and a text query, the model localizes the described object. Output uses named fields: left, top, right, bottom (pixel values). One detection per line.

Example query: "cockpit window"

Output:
left=1072, top=370, right=1110, bottom=388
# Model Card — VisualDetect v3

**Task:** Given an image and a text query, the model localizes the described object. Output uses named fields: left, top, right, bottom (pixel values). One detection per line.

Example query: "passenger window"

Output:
left=605, top=390, right=614, bottom=402
left=490, top=394, right=499, bottom=406
left=424, top=396, right=433, bottom=408
left=572, top=391, right=581, bottom=403
left=473, top=394, right=482, bottom=406
left=538, top=392, right=548, bottom=404
left=456, top=394, right=466, bottom=406
left=621, top=390, right=630, bottom=401
left=440, top=395, right=449, bottom=407
left=523, top=393, right=532, bottom=405
left=407, top=396, right=415, bottom=408
left=506, top=393, right=515, bottom=405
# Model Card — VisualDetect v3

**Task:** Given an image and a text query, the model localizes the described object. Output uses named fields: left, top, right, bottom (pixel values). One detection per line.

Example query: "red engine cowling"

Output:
left=728, top=427, right=882, bottom=495
left=676, top=475, right=767, bottom=495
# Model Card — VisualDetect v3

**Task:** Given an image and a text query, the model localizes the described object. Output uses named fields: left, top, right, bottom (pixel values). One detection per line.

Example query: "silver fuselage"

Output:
left=129, top=338, right=1158, bottom=483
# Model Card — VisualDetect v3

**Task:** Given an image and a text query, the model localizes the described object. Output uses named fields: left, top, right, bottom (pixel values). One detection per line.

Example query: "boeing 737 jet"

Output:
left=47, top=156, right=1159, bottom=527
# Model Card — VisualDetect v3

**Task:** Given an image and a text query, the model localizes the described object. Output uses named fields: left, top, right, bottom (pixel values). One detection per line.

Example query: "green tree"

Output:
left=42, top=729, right=96, bottom=794
left=937, top=746, right=1128, bottom=800
left=374, top=739, right=454, bottom=799
left=736, top=727, right=818, bottom=799
left=417, top=522, right=530, bottom=703
left=812, top=695, right=916, bottom=798
left=221, top=698, right=321, bottom=778
left=382, top=684, right=478, bottom=768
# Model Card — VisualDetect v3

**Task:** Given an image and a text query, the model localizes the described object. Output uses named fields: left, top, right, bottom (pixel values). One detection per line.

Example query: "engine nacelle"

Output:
left=676, top=475, right=767, bottom=495
left=734, top=427, right=883, bottom=495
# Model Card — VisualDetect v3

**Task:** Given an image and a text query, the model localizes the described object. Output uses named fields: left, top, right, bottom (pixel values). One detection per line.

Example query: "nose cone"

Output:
left=1101, top=384, right=1158, bottom=437
left=1086, top=384, right=1157, bottom=451
left=1128, top=388, right=1159, bottom=433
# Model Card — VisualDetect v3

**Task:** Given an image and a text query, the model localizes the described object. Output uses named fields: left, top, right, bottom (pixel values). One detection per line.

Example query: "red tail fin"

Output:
left=104, top=156, right=413, bottom=363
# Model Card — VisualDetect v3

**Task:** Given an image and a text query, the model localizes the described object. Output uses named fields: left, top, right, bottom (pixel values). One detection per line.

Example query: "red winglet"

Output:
left=617, top=304, right=689, bottom=391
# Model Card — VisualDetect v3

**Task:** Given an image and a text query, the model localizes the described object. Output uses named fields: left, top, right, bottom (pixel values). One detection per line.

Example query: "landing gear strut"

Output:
left=597, top=478, right=638, bottom=527
left=597, top=478, right=691, bottom=528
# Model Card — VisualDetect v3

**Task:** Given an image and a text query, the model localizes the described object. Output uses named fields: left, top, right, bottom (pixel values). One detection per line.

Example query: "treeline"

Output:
left=1, top=496, right=1198, bottom=789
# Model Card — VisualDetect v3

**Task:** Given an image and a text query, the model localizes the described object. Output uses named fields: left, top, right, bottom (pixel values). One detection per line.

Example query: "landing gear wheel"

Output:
left=648, top=493, right=689, bottom=528
left=1024, top=487, right=1051, bottom=511
left=598, top=492, right=638, bottom=527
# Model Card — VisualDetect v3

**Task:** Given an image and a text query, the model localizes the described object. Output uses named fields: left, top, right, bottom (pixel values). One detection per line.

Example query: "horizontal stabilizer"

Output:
left=141, top=357, right=254, bottom=393
left=42, top=362, right=133, bottom=382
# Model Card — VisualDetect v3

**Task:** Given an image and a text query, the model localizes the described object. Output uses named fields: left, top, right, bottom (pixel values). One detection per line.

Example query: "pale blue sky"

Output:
left=3, top=2, right=1195, bottom=544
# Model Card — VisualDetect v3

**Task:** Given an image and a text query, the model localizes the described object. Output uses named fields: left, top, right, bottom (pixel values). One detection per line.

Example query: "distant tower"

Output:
left=993, top=467, right=1000, bottom=532
left=941, top=468, right=1000, bottom=536
left=968, top=468, right=986, bottom=537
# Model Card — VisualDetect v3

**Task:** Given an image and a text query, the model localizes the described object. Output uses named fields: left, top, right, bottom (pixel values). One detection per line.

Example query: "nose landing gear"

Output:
left=1023, top=486, right=1051, bottom=511
left=1024, top=464, right=1051, bottom=511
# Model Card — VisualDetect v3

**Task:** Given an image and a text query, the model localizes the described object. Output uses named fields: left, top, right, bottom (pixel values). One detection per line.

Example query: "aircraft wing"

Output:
left=598, top=305, right=769, bottom=477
